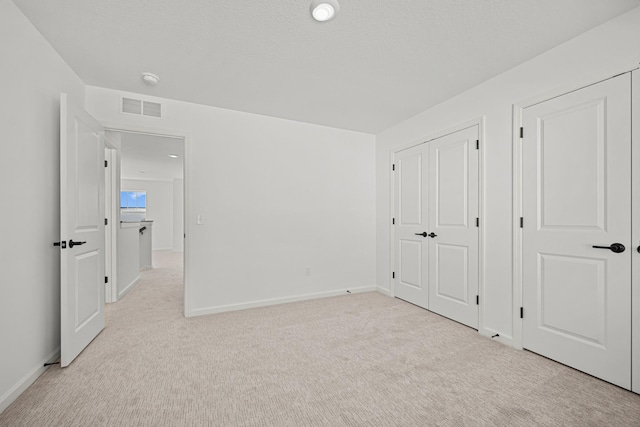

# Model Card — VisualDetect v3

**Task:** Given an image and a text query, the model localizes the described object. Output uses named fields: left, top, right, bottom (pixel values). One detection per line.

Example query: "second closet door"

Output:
left=394, top=125, right=480, bottom=329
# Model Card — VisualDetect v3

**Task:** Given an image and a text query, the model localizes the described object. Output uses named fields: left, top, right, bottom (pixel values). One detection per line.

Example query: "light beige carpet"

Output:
left=1, top=251, right=639, bottom=426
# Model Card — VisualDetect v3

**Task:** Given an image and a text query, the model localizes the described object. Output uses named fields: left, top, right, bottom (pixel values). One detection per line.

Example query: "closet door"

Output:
left=394, top=143, right=429, bottom=309
left=427, top=126, right=479, bottom=328
left=521, top=74, right=631, bottom=389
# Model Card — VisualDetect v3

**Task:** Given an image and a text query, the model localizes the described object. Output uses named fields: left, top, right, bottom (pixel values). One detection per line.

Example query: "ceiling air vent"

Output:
left=121, top=97, right=162, bottom=118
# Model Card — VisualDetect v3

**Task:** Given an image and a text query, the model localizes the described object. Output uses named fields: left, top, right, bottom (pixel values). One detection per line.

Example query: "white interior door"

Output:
left=60, top=93, right=106, bottom=367
left=521, top=74, right=631, bottom=389
left=427, top=126, right=479, bottom=328
left=393, top=143, right=429, bottom=308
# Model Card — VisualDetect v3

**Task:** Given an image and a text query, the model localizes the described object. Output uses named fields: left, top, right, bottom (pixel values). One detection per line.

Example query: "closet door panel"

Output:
left=428, top=126, right=479, bottom=329
left=393, top=143, right=430, bottom=309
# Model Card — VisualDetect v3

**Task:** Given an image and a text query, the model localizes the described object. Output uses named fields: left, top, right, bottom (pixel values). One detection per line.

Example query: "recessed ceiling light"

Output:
left=168, top=154, right=179, bottom=158
left=141, top=72, right=159, bottom=86
left=311, top=0, right=339, bottom=22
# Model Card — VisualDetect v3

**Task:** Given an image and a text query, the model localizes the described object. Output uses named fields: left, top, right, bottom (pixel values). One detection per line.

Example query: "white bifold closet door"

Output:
left=521, top=73, right=632, bottom=389
left=394, top=126, right=479, bottom=329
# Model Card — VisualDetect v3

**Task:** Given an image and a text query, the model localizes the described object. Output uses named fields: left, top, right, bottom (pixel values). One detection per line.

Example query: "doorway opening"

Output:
left=104, top=129, right=185, bottom=311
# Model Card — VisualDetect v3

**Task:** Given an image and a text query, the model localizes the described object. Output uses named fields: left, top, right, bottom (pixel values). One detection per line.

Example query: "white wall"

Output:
left=122, top=179, right=174, bottom=250
left=86, top=89, right=377, bottom=315
left=173, top=179, right=184, bottom=252
left=376, top=7, right=640, bottom=344
left=117, top=224, right=141, bottom=297
left=0, top=0, right=86, bottom=413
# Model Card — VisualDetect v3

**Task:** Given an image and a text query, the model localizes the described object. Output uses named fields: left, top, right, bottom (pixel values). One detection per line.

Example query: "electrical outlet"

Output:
left=305, top=266, right=311, bottom=276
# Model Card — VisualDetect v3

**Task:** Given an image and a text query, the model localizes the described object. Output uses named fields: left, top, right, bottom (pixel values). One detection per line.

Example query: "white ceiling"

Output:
left=119, top=132, right=184, bottom=181
left=13, top=0, right=639, bottom=134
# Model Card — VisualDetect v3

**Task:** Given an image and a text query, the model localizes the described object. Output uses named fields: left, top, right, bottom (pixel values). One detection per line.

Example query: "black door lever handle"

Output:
left=414, top=232, right=438, bottom=238
left=69, top=239, right=87, bottom=248
left=592, top=243, right=625, bottom=253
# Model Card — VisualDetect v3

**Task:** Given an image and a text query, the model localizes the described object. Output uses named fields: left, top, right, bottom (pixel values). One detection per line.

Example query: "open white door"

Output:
left=59, top=93, right=105, bottom=367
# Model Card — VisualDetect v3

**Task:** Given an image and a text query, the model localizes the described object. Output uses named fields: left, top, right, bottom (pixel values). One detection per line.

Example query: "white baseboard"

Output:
left=376, top=286, right=515, bottom=348
left=0, top=347, right=59, bottom=414
left=479, top=327, right=514, bottom=347
left=117, top=275, right=140, bottom=300
left=187, top=286, right=377, bottom=317
left=376, top=286, right=393, bottom=297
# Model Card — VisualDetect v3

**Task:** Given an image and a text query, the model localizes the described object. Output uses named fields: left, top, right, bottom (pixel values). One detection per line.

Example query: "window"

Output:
left=120, top=191, right=146, bottom=211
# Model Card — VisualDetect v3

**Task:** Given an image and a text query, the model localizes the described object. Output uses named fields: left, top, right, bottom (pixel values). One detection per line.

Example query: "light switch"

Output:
left=196, top=214, right=204, bottom=225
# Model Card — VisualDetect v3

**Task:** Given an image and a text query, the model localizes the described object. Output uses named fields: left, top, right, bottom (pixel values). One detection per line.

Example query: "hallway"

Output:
left=0, top=251, right=185, bottom=425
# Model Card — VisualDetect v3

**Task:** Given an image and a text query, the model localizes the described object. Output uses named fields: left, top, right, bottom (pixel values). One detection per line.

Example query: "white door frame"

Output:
left=101, top=121, right=191, bottom=317
left=389, top=117, right=486, bottom=334
left=104, top=139, right=118, bottom=303
left=512, top=62, right=640, bottom=351
left=631, top=68, right=640, bottom=394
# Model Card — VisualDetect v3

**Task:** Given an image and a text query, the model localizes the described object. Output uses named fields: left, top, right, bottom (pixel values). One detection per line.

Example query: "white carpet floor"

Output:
left=1, top=251, right=639, bottom=426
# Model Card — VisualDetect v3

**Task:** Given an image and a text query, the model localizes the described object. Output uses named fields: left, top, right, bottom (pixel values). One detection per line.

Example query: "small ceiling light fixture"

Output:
left=168, top=154, right=179, bottom=158
left=141, top=72, right=160, bottom=86
left=310, top=0, right=339, bottom=22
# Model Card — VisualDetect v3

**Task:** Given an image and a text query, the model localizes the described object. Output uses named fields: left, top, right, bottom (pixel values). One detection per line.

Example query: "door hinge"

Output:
left=476, top=140, right=479, bottom=150
left=105, top=276, right=109, bottom=284
left=105, top=160, right=108, bottom=167
left=392, top=164, right=395, bottom=171
left=519, top=127, right=524, bottom=138
left=392, top=272, right=395, bottom=279
left=476, top=295, right=479, bottom=305
left=520, top=307, right=524, bottom=319
left=520, top=217, right=524, bottom=228
left=105, top=218, right=108, bottom=226
left=392, top=218, right=395, bottom=225
left=476, top=217, right=479, bottom=227
left=53, top=241, right=67, bottom=249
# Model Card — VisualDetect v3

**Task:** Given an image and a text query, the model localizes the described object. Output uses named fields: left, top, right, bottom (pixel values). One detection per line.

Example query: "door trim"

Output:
left=512, top=65, right=640, bottom=351
left=101, top=121, right=191, bottom=317
left=631, top=69, right=639, bottom=393
left=390, top=117, right=486, bottom=335
left=104, top=141, right=118, bottom=303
